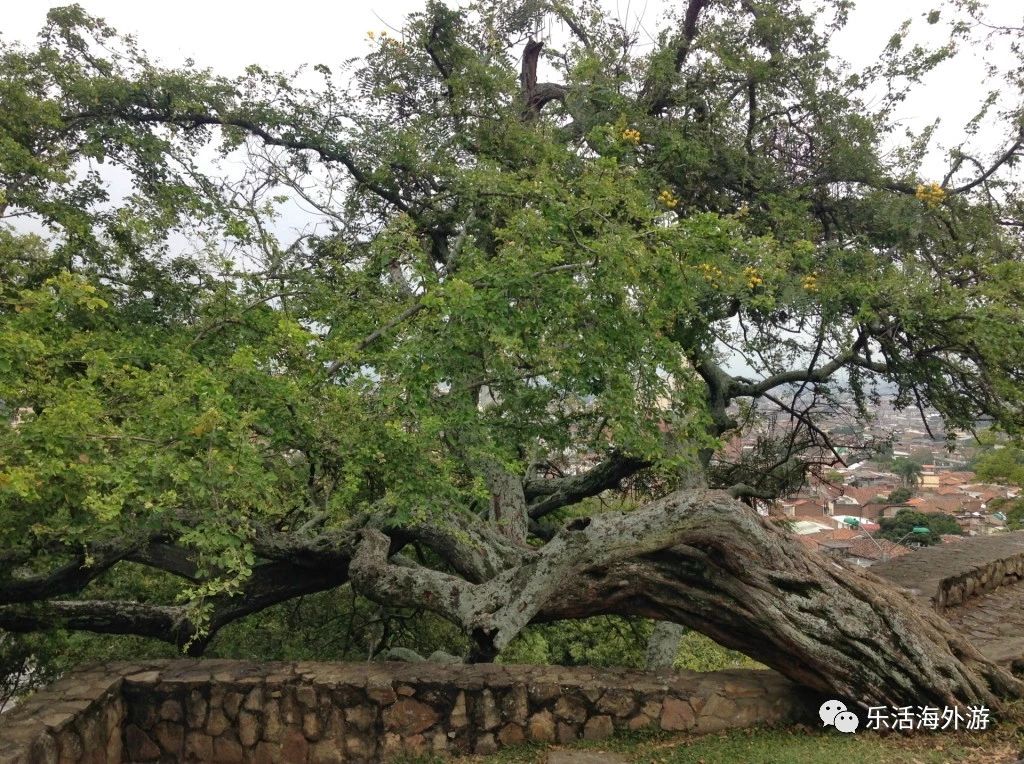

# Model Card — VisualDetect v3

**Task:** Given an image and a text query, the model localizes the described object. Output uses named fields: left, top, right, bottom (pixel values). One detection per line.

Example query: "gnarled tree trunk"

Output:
left=353, top=490, right=1024, bottom=711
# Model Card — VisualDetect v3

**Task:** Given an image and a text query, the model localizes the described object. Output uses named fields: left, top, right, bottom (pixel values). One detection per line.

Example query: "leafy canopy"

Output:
left=0, top=0, right=1022, bottom=649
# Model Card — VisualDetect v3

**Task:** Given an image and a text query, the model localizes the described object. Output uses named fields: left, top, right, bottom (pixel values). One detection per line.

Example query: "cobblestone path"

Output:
left=942, top=582, right=1024, bottom=665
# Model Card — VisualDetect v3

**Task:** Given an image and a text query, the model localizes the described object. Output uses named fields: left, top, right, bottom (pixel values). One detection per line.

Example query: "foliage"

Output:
left=891, top=458, right=924, bottom=488
left=878, top=509, right=962, bottom=546
left=886, top=487, right=914, bottom=504
left=975, top=441, right=1024, bottom=488
left=501, top=616, right=652, bottom=668
left=0, top=0, right=1023, bottom=676
left=673, top=630, right=762, bottom=673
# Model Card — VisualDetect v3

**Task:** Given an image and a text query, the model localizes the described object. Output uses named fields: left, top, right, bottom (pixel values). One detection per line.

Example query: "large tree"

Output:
left=2, top=0, right=1024, bottom=710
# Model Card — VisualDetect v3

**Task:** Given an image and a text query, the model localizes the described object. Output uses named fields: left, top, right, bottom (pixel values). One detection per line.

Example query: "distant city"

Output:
left=729, top=393, right=1015, bottom=566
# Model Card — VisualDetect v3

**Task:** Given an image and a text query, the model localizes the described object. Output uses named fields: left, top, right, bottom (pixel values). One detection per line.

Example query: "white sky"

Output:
left=2, top=0, right=1019, bottom=170
left=1, top=1, right=1019, bottom=386
left=2, top=0, right=1018, bottom=238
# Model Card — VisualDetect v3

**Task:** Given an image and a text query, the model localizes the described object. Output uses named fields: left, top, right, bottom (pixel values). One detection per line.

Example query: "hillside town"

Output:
left=742, top=394, right=1020, bottom=567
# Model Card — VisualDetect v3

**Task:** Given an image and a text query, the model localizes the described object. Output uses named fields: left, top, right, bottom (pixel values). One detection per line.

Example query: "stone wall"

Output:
left=872, top=531, right=1024, bottom=612
left=0, top=664, right=123, bottom=764
left=0, top=660, right=813, bottom=763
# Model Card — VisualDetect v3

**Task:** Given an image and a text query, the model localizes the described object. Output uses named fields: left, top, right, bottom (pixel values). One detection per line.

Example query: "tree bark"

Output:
left=5, top=490, right=1021, bottom=712
left=645, top=621, right=687, bottom=670
left=531, top=491, right=1023, bottom=710
left=354, top=489, right=1023, bottom=710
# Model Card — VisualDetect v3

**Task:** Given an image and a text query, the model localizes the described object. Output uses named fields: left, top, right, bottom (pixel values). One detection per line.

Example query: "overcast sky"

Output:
left=2, top=1, right=1018, bottom=386
left=4, top=1, right=1019, bottom=170
left=2, top=0, right=1019, bottom=174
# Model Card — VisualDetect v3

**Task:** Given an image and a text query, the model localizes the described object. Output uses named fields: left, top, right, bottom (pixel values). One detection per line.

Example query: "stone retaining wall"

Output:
left=0, top=659, right=814, bottom=763
left=872, top=531, right=1024, bottom=612
left=0, top=665, right=123, bottom=764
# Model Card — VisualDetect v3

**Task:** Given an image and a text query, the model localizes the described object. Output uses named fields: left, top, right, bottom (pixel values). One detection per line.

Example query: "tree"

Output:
left=2, top=0, right=1024, bottom=710
left=878, top=510, right=962, bottom=546
left=892, top=457, right=924, bottom=488
left=886, top=486, right=913, bottom=504
left=975, top=436, right=1024, bottom=529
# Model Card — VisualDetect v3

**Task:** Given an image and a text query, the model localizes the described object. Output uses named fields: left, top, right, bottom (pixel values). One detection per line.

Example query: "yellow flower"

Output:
left=915, top=182, right=945, bottom=207
left=698, top=263, right=723, bottom=284
left=802, top=274, right=819, bottom=292
left=621, top=128, right=641, bottom=145
left=658, top=189, right=679, bottom=209
left=744, top=266, right=763, bottom=289
left=367, top=31, right=375, bottom=39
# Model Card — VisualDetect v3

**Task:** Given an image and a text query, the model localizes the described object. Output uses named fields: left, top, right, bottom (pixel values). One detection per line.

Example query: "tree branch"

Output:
left=0, top=545, right=130, bottom=606
left=641, top=0, right=712, bottom=113
left=520, top=39, right=568, bottom=119
left=525, top=452, right=650, bottom=519
left=66, top=107, right=411, bottom=213
left=0, top=600, right=195, bottom=648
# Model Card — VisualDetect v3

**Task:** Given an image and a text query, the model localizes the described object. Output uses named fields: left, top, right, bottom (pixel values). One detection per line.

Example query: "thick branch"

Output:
left=641, top=0, right=712, bottom=113
left=0, top=545, right=129, bottom=605
left=731, top=345, right=888, bottom=399
left=520, top=39, right=568, bottom=119
left=529, top=491, right=1023, bottom=710
left=482, top=462, right=529, bottom=544
left=389, top=512, right=526, bottom=583
left=125, top=542, right=202, bottom=581
left=0, top=600, right=194, bottom=647
left=525, top=452, right=650, bottom=519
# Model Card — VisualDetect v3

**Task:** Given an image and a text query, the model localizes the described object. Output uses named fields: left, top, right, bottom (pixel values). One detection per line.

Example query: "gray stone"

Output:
left=242, top=686, right=263, bottom=711
left=344, top=704, right=375, bottom=732
left=379, top=647, right=425, bottom=662
left=238, top=710, right=261, bottom=747
left=223, top=691, right=243, bottom=720
left=212, top=734, right=244, bottom=764
left=309, top=739, right=344, bottom=764
left=479, top=689, right=500, bottom=730
left=296, top=685, right=317, bottom=709
left=556, top=721, right=578, bottom=744
left=596, top=689, right=637, bottom=717
left=124, top=725, right=160, bottom=761
left=475, top=733, right=498, bottom=755
left=428, top=650, right=463, bottom=663
left=184, top=732, right=213, bottom=761
left=303, top=710, right=322, bottom=740
left=153, top=721, right=184, bottom=754
left=583, top=714, right=614, bottom=740
left=383, top=697, right=439, bottom=735
left=527, top=710, right=556, bottom=742
left=281, top=727, right=309, bottom=762
left=501, top=684, right=529, bottom=724
left=263, top=699, right=283, bottom=742
left=554, top=695, right=587, bottom=723
left=660, top=697, right=695, bottom=731
left=30, top=732, right=57, bottom=764
left=449, top=691, right=468, bottom=728
left=498, top=722, right=526, bottom=746
left=158, top=699, right=182, bottom=722
left=206, top=707, right=230, bottom=736
left=346, top=735, right=375, bottom=761
left=250, top=742, right=279, bottom=764
left=186, top=690, right=207, bottom=729
left=56, top=729, right=83, bottom=762
left=366, top=679, right=398, bottom=705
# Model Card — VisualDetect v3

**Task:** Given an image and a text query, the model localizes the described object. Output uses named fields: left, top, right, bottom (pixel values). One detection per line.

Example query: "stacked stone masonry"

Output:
left=871, top=530, right=1024, bottom=611
left=0, top=659, right=813, bottom=763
